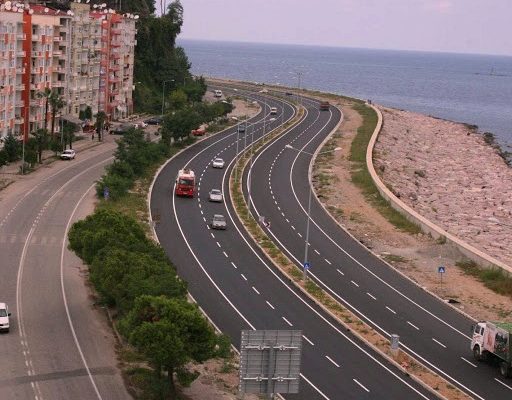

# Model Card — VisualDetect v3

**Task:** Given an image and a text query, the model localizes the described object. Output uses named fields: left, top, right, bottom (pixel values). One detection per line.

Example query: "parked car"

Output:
left=212, top=158, right=225, bottom=169
left=109, top=123, right=134, bottom=135
left=211, top=214, right=227, bottom=230
left=144, top=117, right=163, bottom=125
left=134, top=121, right=148, bottom=129
left=208, top=189, right=223, bottom=202
left=192, top=128, right=206, bottom=136
left=60, top=149, right=76, bottom=160
left=0, top=303, right=11, bottom=332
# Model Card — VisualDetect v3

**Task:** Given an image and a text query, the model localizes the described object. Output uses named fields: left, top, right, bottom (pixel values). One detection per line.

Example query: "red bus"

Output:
left=175, top=168, right=195, bottom=197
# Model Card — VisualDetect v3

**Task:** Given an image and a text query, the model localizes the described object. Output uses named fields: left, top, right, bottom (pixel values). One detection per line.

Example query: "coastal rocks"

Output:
left=375, top=107, right=512, bottom=267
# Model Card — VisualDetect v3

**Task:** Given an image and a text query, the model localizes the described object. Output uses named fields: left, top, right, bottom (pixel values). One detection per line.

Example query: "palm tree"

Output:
left=94, top=111, right=107, bottom=142
left=36, top=87, right=51, bottom=132
left=31, top=128, right=48, bottom=163
left=49, top=91, right=66, bottom=140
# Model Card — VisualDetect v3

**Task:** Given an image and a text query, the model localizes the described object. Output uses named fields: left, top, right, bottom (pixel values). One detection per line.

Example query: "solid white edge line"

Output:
left=61, top=182, right=105, bottom=400
left=243, top=104, right=435, bottom=400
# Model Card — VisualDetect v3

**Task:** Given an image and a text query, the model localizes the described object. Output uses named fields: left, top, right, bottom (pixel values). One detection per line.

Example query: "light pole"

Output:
left=161, top=79, right=174, bottom=116
left=285, top=144, right=341, bottom=280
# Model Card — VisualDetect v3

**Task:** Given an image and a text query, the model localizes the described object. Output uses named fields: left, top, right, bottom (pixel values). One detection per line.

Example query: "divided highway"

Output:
left=245, top=93, right=512, bottom=399
left=151, top=90, right=438, bottom=399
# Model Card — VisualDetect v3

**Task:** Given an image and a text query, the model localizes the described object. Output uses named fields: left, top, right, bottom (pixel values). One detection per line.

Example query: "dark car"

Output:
left=144, top=117, right=163, bottom=125
left=109, top=123, right=135, bottom=135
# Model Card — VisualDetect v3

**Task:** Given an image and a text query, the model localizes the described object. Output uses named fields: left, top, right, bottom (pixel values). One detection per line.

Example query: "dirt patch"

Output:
left=316, top=100, right=512, bottom=322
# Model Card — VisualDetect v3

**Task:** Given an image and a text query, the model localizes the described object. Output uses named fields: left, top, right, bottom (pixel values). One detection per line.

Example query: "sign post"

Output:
left=438, top=265, right=446, bottom=285
left=303, top=262, right=310, bottom=281
left=103, top=186, right=110, bottom=200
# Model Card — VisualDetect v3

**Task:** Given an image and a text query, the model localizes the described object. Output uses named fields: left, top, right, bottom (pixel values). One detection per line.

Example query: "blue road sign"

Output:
left=303, top=262, right=311, bottom=270
left=103, top=186, right=110, bottom=200
left=438, top=266, right=445, bottom=274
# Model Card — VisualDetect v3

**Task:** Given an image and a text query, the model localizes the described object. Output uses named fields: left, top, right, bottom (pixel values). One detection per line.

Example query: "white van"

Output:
left=214, top=89, right=223, bottom=98
left=270, top=107, right=277, bottom=115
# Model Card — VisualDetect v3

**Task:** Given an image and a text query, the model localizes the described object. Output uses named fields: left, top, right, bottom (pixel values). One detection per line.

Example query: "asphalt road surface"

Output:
left=0, top=141, right=130, bottom=400
left=151, top=89, right=438, bottom=400
left=244, top=93, right=512, bottom=399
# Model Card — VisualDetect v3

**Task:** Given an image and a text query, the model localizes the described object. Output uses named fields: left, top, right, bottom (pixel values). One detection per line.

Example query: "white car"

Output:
left=208, top=189, right=223, bottom=202
left=212, top=158, right=225, bottom=169
left=0, top=303, right=11, bottom=332
left=60, top=149, right=76, bottom=160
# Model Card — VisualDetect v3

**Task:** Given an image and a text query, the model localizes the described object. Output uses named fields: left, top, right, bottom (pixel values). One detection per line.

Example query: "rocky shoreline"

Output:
left=374, top=107, right=512, bottom=268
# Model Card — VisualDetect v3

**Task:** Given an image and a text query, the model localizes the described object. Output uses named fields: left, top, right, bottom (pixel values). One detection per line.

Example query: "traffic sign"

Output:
left=438, top=266, right=445, bottom=274
left=303, top=262, right=310, bottom=270
left=103, top=186, right=110, bottom=200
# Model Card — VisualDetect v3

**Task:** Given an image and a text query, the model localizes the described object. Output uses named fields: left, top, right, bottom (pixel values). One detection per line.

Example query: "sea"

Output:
left=179, top=39, right=512, bottom=150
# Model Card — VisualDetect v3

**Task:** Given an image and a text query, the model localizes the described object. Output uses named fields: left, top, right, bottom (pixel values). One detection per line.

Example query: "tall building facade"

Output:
left=0, top=1, right=137, bottom=144
left=0, top=9, right=25, bottom=140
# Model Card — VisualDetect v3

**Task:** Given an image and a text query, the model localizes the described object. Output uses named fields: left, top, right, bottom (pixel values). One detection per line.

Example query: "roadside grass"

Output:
left=382, top=254, right=408, bottom=264
left=457, top=260, right=512, bottom=298
left=349, top=103, right=421, bottom=235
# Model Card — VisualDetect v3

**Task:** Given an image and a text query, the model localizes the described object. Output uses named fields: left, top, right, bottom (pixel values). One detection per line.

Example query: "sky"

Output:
left=178, top=0, right=511, bottom=56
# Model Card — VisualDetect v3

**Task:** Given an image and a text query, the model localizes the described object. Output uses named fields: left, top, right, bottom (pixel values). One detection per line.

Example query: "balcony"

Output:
left=17, top=33, right=26, bottom=40
left=31, top=34, right=40, bottom=41
left=14, top=117, right=24, bottom=125
left=15, top=100, right=24, bottom=108
left=32, top=51, right=43, bottom=58
left=53, top=81, right=65, bottom=88
left=111, top=29, right=121, bottom=35
left=16, top=67, right=25, bottom=74
left=17, top=50, right=26, bottom=57
left=54, top=66, right=66, bottom=73
left=53, top=36, right=62, bottom=42
left=16, top=84, right=25, bottom=91
left=52, top=50, right=63, bottom=56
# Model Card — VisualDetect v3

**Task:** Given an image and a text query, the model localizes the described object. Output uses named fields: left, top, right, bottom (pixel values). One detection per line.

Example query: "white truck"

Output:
left=471, top=321, right=512, bottom=378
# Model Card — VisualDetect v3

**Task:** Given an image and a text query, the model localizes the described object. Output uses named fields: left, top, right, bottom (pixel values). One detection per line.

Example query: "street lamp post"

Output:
left=285, top=144, right=341, bottom=280
left=161, top=79, right=174, bottom=116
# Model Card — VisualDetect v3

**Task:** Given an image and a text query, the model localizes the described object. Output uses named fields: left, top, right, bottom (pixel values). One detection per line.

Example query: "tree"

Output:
left=168, top=89, right=187, bottom=110
left=94, top=111, right=107, bottom=142
left=48, top=91, right=65, bottom=139
left=31, top=128, right=48, bottom=163
left=3, top=133, right=20, bottom=162
left=120, top=295, right=218, bottom=394
left=36, top=87, right=52, bottom=132
left=162, top=107, right=200, bottom=145
left=0, top=149, right=7, bottom=168
left=63, top=123, right=76, bottom=150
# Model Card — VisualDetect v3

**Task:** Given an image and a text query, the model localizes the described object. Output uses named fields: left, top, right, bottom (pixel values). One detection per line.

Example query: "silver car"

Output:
left=212, top=158, right=225, bottom=169
left=211, top=214, right=227, bottom=230
left=209, top=189, right=223, bottom=202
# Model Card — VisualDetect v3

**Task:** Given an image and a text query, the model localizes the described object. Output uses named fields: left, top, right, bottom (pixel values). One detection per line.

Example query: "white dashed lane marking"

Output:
left=314, top=249, right=320, bottom=255
left=353, top=379, right=370, bottom=393
left=231, top=262, right=237, bottom=269
left=367, top=292, right=376, bottom=300
left=282, top=317, right=293, bottom=327
left=351, top=280, right=359, bottom=288
left=252, top=286, right=260, bottom=295
left=432, top=338, right=447, bottom=348
left=302, top=335, right=314, bottom=346
left=407, top=321, right=420, bottom=330
left=216, top=241, right=221, bottom=248
left=266, top=301, right=275, bottom=310
left=325, top=355, right=340, bottom=368
left=461, top=357, right=477, bottom=368
left=324, top=259, right=331, bottom=265
left=336, top=269, right=344, bottom=276
left=241, top=274, right=248, bottom=281
left=386, top=306, right=396, bottom=315
left=223, top=251, right=228, bottom=258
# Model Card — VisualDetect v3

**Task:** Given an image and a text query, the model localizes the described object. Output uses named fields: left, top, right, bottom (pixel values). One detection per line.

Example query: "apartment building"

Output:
left=67, top=2, right=101, bottom=118
left=0, top=1, right=136, bottom=144
left=92, top=11, right=136, bottom=120
left=0, top=8, right=25, bottom=142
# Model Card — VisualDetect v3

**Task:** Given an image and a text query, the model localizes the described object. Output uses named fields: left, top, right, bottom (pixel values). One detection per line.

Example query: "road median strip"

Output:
left=229, top=90, right=470, bottom=400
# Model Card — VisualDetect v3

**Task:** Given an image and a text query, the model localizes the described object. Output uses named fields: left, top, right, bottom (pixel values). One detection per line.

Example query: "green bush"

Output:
left=96, top=172, right=132, bottom=201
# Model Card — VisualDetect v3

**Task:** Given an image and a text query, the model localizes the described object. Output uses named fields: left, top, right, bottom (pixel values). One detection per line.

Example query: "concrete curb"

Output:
left=365, top=104, right=511, bottom=275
